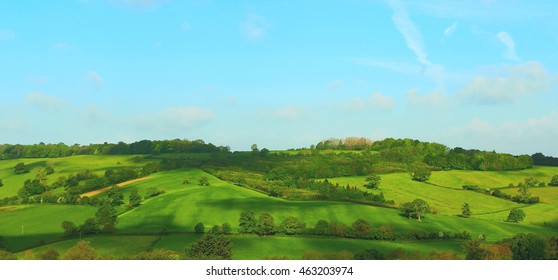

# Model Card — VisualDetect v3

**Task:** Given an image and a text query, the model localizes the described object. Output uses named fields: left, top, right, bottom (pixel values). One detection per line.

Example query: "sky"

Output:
left=1, top=0, right=558, bottom=155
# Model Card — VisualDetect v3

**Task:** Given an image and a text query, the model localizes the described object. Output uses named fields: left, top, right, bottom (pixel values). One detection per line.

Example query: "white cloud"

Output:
left=406, top=88, right=450, bottom=108
left=458, top=61, right=553, bottom=105
left=497, top=31, right=520, bottom=61
left=328, top=81, right=344, bottom=90
left=85, top=71, right=104, bottom=86
left=388, top=0, right=445, bottom=90
left=25, top=92, right=67, bottom=113
left=354, top=58, right=421, bottom=75
left=0, top=29, right=15, bottom=41
left=342, top=93, right=395, bottom=111
left=450, top=113, right=558, bottom=155
left=444, top=22, right=457, bottom=37
left=240, top=14, right=269, bottom=41
left=259, top=105, right=311, bottom=121
left=132, top=106, right=215, bottom=132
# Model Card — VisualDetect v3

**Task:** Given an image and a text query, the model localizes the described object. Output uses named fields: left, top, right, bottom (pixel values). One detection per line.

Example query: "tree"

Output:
left=221, top=222, right=232, bottom=235
left=107, top=186, right=124, bottom=206
left=256, top=213, right=275, bottom=236
left=38, top=247, right=60, bottom=260
left=79, top=218, right=100, bottom=235
left=410, top=166, right=431, bottom=182
left=461, top=203, right=472, bottom=218
left=14, top=162, right=29, bottom=174
left=194, top=222, right=205, bottom=234
left=185, top=232, right=232, bottom=260
left=279, top=216, right=306, bottom=235
left=239, top=211, right=257, bottom=234
left=506, top=208, right=525, bottom=223
left=364, top=175, right=381, bottom=189
left=128, top=190, right=142, bottom=208
left=351, top=219, right=371, bottom=237
left=95, top=203, right=117, bottom=233
left=198, top=176, right=209, bottom=186
left=519, top=177, right=538, bottom=201
left=61, top=221, right=79, bottom=237
left=63, top=240, right=100, bottom=260
left=463, top=240, right=488, bottom=260
left=251, top=144, right=259, bottom=154
left=509, top=233, right=546, bottom=260
left=313, top=220, right=329, bottom=236
left=401, top=199, right=430, bottom=221
left=549, top=175, right=558, bottom=186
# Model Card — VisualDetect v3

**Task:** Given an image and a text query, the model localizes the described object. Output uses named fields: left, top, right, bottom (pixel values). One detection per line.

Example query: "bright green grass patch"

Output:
left=0, top=204, right=97, bottom=251
left=428, top=167, right=558, bottom=189
left=500, top=187, right=558, bottom=204
left=15, top=235, right=159, bottom=260
left=326, top=174, right=520, bottom=216
left=474, top=203, right=558, bottom=228
left=155, top=234, right=465, bottom=260
left=114, top=169, right=555, bottom=243
left=0, top=155, right=154, bottom=198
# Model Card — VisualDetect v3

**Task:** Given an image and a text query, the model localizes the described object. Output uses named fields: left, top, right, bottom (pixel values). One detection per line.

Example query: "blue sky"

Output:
left=1, top=0, right=558, bottom=155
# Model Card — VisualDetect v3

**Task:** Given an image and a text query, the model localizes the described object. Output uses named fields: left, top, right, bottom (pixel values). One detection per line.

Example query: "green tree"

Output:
left=198, top=176, right=209, bottom=186
left=95, top=203, right=117, bottom=233
left=185, top=232, right=232, bottom=260
left=279, top=216, right=306, bottom=235
left=63, top=240, right=100, bottom=260
left=519, top=177, right=538, bottom=201
left=239, top=211, right=257, bottom=234
left=463, top=240, right=488, bottom=260
left=79, top=218, right=100, bottom=234
left=128, top=190, right=142, bottom=208
left=410, top=166, right=431, bottom=182
left=106, top=186, right=124, bottom=206
left=194, top=222, right=205, bottom=234
left=401, top=199, right=430, bottom=221
left=221, top=222, right=232, bottom=235
left=509, top=233, right=546, bottom=260
left=61, top=220, right=79, bottom=237
left=313, top=220, right=329, bottom=236
left=549, top=175, right=558, bottom=186
left=364, top=175, right=381, bottom=189
left=461, top=203, right=472, bottom=218
left=506, top=208, right=525, bottom=223
left=256, top=213, right=275, bottom=236
left=14, top=162, right=29, bottom=174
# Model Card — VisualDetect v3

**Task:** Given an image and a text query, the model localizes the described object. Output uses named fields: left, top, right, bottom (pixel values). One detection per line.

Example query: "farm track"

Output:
left=80, top=177, right=153, bottom=197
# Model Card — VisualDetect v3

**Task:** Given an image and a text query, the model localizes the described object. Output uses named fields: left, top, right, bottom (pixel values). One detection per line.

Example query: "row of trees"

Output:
left=464, top=233, right=558, bottom=260
left=0, top=139, right=230, bottom=160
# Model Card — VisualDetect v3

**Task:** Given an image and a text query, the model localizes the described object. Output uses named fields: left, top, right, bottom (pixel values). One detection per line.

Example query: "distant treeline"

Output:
left=0, top=139, right=230, bottom=159
left=314, top=138, right=534, bottom=171
left=532, top=153, right=558, bottom=166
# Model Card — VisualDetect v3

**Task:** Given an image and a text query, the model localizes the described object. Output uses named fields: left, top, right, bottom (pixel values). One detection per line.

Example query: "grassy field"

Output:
left=0, top=155, right=154, bottom=198
left=109, top=169, right=555, bottom=243
left=0, top=204, right=97, bottom=251
left=325, top=174, right=521, bottom=216
left=19, top=233, right=465, bottom=260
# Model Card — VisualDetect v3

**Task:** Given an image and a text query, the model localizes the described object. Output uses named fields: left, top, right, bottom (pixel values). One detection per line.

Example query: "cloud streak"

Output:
left=497, top=32, right=520, bottom=61
left=342, top=93, right=395, bottom=111
left=444, top=22, right=457, bottom=37
left=240, top=14, right=269, bottom=41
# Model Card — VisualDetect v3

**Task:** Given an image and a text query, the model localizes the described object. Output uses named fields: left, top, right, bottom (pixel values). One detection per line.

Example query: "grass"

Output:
left=0, top=155, right=155, bottom=198
left=428, top=167, right=558, bottom=189
left=21, top=233, right=465, bottom=260
left=0, top=204, right=97, bottom=251
left=111, top=169, right=556, bottom=243
left=325, top=173, right=521, bottom=216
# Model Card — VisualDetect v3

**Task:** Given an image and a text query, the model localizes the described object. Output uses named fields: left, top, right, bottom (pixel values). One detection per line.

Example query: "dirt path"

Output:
left=80, top=177, right=153, bottom=197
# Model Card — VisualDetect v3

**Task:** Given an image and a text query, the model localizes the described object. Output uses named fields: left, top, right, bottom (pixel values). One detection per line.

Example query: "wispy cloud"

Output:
left=496, top=31, right=520, bottom=61
left=342, top=93, right=395, bottom=111
left=458, top=61, right=552, bottom=105
left=85, top=71, right=104, bottom=87
left=354, top=58, right=421, bottom=75
left=132, top=106, right=216, bottom=132
left=388, top=0, right=445, bottom=90
left=444, top=22, right=457, bottom=37
left=259, top=105, right=311, bottom=121
left=328, top=81, right=344, bottom=90
left=406, top=88, right=450, bottom=108
left=0, top=29, right=15, bottom=41
left=240, top=14, right=269, bottom=41
left=25, top=92, right=67, bottom=113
